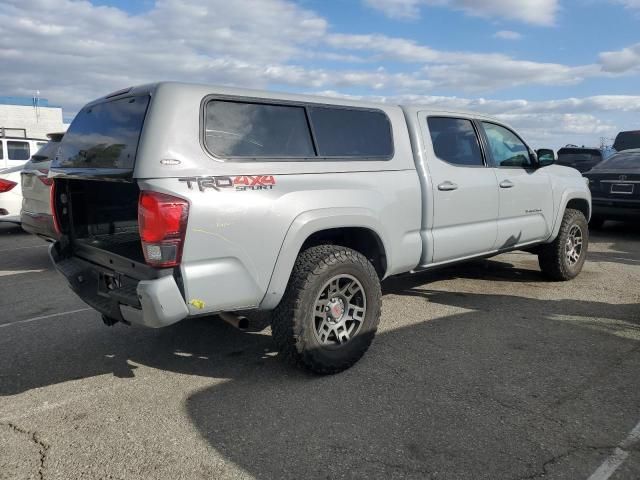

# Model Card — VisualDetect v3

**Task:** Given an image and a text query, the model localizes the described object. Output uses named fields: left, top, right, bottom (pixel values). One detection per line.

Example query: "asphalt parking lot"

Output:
left=1, top=222, right=639, bottom=480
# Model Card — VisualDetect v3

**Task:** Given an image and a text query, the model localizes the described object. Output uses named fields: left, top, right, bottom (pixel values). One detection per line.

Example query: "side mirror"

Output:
left=536, top=148, right=556, bottom=167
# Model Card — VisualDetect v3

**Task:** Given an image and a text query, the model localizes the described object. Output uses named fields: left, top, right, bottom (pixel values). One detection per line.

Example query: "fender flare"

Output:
left=259, top=207, right=390, bottom=310
left=548, top=189, right=592, bottom=242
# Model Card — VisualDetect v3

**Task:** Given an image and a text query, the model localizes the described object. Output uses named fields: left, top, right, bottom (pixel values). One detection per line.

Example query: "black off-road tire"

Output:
left=538, top=208, right=589, bottom=281
left=270, top=245, right=382, bottom=375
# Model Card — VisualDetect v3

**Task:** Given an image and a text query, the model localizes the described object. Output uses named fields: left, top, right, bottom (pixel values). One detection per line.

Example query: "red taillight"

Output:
left=51, top=180, right=62, bottom=235
left=38, top=169, right=53, bottom=186
left=138, top=191, right=189, bottom=267
left=0, top=179, right=17, bottom=193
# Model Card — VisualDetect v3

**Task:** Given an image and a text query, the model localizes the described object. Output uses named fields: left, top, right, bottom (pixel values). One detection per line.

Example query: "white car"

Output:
left=0, top=165, right=24, bottom=223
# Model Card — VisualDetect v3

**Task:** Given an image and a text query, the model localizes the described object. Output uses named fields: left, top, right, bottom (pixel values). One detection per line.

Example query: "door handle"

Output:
left=500, top=180, right=515, bottom=189
left=438, top=181, right=459, bottom=191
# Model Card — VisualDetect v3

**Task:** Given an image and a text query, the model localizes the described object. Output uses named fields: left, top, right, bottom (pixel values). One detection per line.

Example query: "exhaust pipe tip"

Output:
left=219, top=312, right=249, bottom=330
left=237, top=316, right=249, bottom=330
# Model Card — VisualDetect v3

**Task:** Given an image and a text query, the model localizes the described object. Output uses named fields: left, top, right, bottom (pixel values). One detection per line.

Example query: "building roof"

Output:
left=0, top=96, right=61, bottom=108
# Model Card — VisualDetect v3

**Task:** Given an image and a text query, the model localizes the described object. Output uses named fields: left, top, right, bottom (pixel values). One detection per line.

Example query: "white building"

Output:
left=0, top=96, right=67, bottom=140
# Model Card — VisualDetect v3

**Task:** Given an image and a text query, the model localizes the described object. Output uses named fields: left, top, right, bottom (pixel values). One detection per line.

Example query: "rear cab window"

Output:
left=203, top=99, right=393, bottom=160
left=427, top=117, right=484, bottom=167
left=54, top=95, right=150, bottom=171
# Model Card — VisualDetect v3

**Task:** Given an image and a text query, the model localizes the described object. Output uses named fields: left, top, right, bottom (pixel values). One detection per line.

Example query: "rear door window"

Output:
left=7, top=141, right=30, bottom=160
left=204, top=101, right=315, bottom=157
left=54, top=95, right=150, bottom=170
left=308, top=106, right=393, bottom=157
left=427, top=117, right=484, bottom=166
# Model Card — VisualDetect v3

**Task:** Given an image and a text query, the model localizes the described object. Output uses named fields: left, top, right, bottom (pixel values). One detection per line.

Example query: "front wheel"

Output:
left=270, top=245, right=382, bottom=374
left=538, top=208, right=589, bottom=281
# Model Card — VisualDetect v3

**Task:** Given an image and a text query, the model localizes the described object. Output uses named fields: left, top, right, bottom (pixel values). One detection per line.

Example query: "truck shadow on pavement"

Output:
left=587, top=221, right=640, bottom=267
left=2, top=226, right=640, bottom=478
left=183, top=287, right=640, bottom=480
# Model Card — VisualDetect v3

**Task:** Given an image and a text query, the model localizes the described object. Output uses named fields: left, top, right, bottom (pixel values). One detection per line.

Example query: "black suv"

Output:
left=584, top=149, right=640, bottom=228
left=556, top=147, right=603, bottom=173
left=613, top=130, right=640, bottom=152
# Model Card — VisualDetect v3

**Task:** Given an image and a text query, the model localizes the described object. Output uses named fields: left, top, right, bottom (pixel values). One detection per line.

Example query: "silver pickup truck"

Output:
left=49, top=82, right=591, bottom=374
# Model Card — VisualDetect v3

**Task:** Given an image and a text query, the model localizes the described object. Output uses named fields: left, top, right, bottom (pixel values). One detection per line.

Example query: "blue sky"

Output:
left=2, top=0, right=640, bottom=148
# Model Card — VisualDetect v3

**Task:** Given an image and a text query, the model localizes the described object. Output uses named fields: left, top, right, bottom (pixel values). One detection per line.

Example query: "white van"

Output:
left=0, top=128, right=47, bottom=171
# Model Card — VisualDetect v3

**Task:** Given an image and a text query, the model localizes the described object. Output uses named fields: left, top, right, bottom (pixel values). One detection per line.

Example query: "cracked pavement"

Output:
left=0, top=221, right=639, bottom=479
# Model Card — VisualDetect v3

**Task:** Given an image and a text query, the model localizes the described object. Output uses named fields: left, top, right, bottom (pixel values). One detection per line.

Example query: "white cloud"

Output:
left=363, top=0, right=422, bottom=19
left=326, top=33, right=599, bottom=91
left=599, top=43, right=640, bottom=73
left=614, top=0, right=640, bottom=9
left=0, top=0, right=330, bottom=109
left=312, top=90, right=635, bottom=148
left=363, top=0, right=559, bottom=25
left=493, top=30, right=522, bottom=40
left=0, top=0, right=637, bottom=150
left=0, top=0, right=606, bottom=113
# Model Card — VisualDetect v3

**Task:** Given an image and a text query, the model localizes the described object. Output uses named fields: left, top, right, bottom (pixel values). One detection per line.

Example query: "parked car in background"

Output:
left=556, top=146, right=603, bottom=173
left=584, top=149, right=640, bottom=228
left=1, top=128, right=47, bottom=170
left=20, top=133, right=64, bottom=239
left=613, top=130, right=640, bottom=152
left=0, top=165, right=24, bottom=222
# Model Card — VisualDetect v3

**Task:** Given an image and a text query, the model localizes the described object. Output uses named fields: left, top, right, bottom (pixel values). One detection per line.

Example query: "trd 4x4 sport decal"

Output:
left=179, top=175, right=276, bottom=192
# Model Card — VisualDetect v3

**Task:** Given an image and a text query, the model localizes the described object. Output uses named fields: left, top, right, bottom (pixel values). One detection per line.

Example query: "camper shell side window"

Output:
left=202, top=97, right=394, bottom=161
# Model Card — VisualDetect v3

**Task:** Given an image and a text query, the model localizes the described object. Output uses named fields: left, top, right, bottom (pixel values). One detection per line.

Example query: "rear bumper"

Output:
left=21, top=210, right=58, bottom=240
left=49, top=242, right=189, bottom=328
left=592, top=197, right=640, bottom=219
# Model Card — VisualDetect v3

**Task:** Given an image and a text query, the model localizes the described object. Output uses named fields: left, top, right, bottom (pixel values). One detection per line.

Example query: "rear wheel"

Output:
left=538, top=208, right=588, bottom=281
left=270, top=245, right=382, bottom=374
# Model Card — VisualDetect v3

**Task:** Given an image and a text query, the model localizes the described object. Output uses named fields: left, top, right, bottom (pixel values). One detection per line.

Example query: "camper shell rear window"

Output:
left=203, top=98, right=393, bottom=160
left=54, top=95, right=150, bottom=170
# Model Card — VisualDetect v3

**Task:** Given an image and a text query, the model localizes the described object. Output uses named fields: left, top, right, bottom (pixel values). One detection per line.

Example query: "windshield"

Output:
left=591, top=151, right=640, bottom=170
left=53, top=95, right=149, bottom=170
